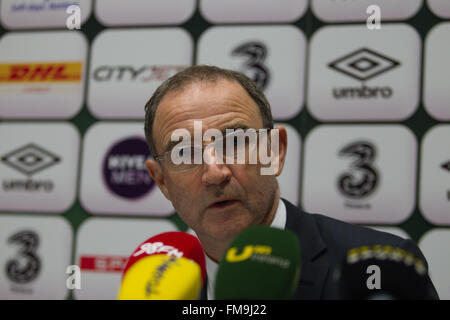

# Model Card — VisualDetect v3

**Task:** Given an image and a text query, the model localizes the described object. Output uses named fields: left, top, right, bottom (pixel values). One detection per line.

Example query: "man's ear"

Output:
left=145, top=159, right=170, bottom=201
left=274, top=125, right=288, bottom=177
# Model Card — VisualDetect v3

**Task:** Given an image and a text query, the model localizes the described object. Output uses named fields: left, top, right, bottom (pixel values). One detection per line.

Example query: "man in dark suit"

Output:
left=282, top=198, right=438, bottom=299
left=143, top=65, right=438, bottom=299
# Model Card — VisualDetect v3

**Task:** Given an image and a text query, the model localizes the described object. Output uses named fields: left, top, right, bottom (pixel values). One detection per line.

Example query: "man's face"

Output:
left=146, top=79, right=286, bottom=246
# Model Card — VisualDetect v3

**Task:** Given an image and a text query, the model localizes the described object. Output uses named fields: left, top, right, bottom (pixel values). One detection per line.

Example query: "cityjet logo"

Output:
left=133, top=242, right=184, bottom=259
left=328, top=48, right=400, bottom=99
left=92, top=65, right=186, bottom=82
left=163, top=121, right=280, bottom=175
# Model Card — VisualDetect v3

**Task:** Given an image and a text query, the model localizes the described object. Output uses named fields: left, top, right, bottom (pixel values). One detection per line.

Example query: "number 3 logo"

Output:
left=232, top=41, right=270, bottom=91
left=337, top=141, right=379, bottom=199
left=6, top=231, right=41, bottom=284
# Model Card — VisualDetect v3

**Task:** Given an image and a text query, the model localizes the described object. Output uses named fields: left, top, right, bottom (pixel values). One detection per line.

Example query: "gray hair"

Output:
left=144, top=65, right=274, bottom=158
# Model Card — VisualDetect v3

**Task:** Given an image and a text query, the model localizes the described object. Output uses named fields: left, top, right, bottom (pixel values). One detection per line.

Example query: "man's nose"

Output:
left=201, top=147, right=232, bottom=185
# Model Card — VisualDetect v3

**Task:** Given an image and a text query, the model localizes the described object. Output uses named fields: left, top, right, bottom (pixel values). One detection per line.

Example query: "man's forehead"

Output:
left=152, top=79, right=263, bottom=153
left=158, top=78, right=250, bottom=107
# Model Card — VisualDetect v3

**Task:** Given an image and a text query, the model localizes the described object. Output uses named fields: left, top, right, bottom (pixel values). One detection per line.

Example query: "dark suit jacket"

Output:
left=202, top=198, right=440, bottom=300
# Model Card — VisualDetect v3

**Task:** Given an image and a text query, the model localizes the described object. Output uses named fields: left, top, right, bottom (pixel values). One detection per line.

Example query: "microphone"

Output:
left=214, top=225, right=301, bottom=299
left=118, top=231, right=206, bottom=300
left=334, top=244, right=437, bottom=300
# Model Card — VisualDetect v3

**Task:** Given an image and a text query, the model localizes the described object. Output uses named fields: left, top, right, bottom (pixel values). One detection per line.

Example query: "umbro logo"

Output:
left=329, top=48, right=400, bottom=100
left=1, top=143, right=60, bottom=176
left=329, top=48, right=400, bottom=81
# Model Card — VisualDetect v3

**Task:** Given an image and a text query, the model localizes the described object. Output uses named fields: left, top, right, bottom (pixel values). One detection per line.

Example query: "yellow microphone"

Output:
left=118, top=232, right=206, bottom=300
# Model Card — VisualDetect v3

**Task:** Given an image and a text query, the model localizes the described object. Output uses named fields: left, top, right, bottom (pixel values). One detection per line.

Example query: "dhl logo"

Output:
left=0, top=62, right=82, bottom=83
left=226, top=245, right=272, bottom=263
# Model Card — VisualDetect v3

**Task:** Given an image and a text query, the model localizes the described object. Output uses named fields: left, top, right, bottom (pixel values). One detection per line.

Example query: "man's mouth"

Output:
left=208, top=199, right=239, bottom=210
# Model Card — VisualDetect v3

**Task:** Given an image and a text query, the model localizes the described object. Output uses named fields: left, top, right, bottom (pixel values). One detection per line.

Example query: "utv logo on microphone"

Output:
left=329, top=48, right=400, bottom=99
left=103, top=137, right=155, bottom=199
left=226, top=245, right=290, bottom=269
left=337, top=141, right=379, bottom=209
left=1, top=143, right=60, bottom=192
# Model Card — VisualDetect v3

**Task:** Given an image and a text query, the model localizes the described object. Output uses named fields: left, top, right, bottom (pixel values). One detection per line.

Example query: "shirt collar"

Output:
left=205, top=198, right=287, bottom=300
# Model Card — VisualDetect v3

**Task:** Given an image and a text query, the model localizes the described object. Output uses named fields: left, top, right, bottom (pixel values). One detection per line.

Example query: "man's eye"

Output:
left=177, top=147, right=190, bottom=157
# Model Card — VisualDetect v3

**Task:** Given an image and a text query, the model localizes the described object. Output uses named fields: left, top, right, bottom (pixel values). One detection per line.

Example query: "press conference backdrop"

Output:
left=0, top=0, right=449, bottom=300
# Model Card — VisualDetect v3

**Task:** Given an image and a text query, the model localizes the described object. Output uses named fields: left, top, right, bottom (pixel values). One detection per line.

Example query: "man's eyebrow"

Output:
left=163, top=139, right=183, bottom=154
left=161, top=123, right=251, bottom=154
left=221, top=123, right=250, bottom=135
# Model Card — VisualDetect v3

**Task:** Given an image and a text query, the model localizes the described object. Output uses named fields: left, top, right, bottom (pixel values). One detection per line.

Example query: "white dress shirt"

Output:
left=204, top=199, right=287, bottom=300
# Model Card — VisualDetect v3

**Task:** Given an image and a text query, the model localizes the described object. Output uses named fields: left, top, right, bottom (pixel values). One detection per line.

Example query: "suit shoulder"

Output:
left=309, top=212, right=406, bottom=249
left=282, top=199, right=413, bottom=257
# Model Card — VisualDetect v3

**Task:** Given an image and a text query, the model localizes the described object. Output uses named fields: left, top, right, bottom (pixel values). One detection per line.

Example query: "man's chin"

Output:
left=207, top=219, right=252, bottom=242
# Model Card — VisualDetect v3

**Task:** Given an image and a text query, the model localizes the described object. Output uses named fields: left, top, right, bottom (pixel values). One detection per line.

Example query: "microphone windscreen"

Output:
left=122, top=231, right=206, bottom=282
left=335, top=245, right=436, bottom=299
left=215, top=225, right=301, bottom=300
left=118, top=254, right=202, bottom=300
left=118, top=231, right=206, bottom=300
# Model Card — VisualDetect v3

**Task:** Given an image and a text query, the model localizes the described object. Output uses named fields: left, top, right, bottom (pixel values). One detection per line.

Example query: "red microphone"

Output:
left=118, top=231, right=206, bottom=300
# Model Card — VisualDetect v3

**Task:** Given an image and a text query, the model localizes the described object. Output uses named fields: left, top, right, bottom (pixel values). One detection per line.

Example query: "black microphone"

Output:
left=334, top=244, right=437, bottom=300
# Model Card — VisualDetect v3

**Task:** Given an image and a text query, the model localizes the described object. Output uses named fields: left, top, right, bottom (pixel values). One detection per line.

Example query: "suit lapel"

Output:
left=283, top=199, right=329, bottom=299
